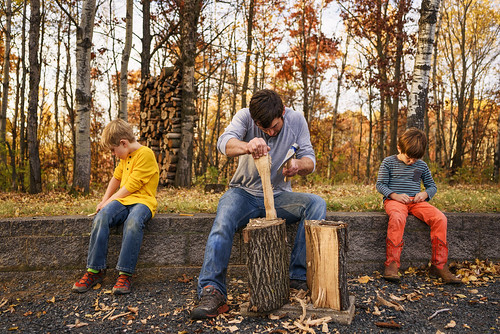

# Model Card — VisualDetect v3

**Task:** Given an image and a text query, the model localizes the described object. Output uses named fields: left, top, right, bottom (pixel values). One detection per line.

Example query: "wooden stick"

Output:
left=254, top=155, right=277, bottom=219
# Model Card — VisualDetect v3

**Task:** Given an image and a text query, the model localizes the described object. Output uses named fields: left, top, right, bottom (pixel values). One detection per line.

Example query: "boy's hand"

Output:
left=413, top=191, right=428, bottom=203
left=390, top=193, right=412, bottom=204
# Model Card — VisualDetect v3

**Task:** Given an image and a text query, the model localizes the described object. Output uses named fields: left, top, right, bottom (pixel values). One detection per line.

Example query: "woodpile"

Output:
left=138, top=67, right=182, bottom=186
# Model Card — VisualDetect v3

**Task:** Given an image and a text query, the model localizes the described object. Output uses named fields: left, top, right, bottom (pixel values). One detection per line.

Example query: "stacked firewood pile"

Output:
left=138, top=67, right=182, bottom=186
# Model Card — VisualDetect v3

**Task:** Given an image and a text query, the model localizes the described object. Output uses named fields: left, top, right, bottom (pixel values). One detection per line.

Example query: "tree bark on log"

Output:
left=242, top=154, right=288, bottom=313
left=243, top=218, right=289, bottom=313
left=305, top=220, right=349, bottom=311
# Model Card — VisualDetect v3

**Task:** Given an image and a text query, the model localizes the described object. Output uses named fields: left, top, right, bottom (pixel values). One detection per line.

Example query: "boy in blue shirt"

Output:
left=376, top=127, right=461, bottom=284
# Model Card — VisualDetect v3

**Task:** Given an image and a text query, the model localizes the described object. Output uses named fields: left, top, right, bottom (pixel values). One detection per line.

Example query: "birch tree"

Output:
left=73, top=0, right=96, bottom=193
left=407, top=0, right=441, bottom=130
left=118, top=0, right=133, bottom=120
left=175, top=0, right=203, bottom=187
left=0, top=0, right=12, bottom=153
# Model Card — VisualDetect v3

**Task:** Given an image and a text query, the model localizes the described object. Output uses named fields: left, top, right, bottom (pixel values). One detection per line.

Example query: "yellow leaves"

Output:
left=358, top=275, right=371, bottom=283
left=46, top=296, right=55, bottom=303
left=445, top=320, right=457, bottom=328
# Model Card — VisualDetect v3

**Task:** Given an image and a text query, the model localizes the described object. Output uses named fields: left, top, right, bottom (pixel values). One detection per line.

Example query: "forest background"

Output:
left=0, top=0, right=499, bottom=212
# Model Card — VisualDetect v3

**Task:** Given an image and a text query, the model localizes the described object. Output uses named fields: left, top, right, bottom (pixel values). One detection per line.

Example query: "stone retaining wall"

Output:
left=1, top=213, right=498, bottom=278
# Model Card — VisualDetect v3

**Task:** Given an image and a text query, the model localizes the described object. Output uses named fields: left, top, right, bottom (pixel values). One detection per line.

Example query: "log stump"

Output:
left=242, top=154, right=288, bottom=313
left=305, top=220, right=349, bottom=311
left=243, top=218, right=289, bottom=312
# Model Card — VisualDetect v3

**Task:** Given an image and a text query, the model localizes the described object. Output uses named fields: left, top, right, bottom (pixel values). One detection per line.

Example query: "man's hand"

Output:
left=246, top=138, right=270, bottom=159
left=413, top=191, right=428, bottom=203
left=390, top=193, right=412, bottom=204
left=282, top=158, right=299, bottom=178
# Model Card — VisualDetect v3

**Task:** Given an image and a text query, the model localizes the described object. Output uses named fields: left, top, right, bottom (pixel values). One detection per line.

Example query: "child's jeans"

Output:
left=87, top=200, right=152, bottom=274
left=384, top=198, right=447, bottom=246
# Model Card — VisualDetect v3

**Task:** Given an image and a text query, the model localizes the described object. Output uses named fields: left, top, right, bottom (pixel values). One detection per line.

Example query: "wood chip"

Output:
left=375, top=320, right=402, bottom=328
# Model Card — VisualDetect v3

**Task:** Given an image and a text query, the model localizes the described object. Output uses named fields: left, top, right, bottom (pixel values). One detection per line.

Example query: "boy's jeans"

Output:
left=197, top=187, right=326, bottom=298
left=87, top=201, right=152, bottom=274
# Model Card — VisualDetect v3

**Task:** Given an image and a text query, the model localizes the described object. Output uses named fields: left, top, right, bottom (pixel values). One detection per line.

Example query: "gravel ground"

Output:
left=1, top=263, right=499, bottom=334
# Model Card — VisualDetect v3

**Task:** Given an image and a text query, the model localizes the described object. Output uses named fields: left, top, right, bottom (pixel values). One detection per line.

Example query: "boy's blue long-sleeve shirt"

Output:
left=376, top=155, right=437, bottom=201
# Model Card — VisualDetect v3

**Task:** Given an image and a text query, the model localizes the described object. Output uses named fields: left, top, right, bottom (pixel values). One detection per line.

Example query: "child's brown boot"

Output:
left=383, top=261, right=400, bottom=282
left=383, top=239, right=403, bottom=282
left=430, top=237, right=462, bottom=284
left=429, top=264, right=462, bottom=284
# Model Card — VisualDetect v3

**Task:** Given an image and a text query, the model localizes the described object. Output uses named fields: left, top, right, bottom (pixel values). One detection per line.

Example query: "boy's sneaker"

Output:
left=72, top=270, right=105, bottom=293
left=190, top=285, right=229, bottom=319
left=112, top=274, right=132, bottom=295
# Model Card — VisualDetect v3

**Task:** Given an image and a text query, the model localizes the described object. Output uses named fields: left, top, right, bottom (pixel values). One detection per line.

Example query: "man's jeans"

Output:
left=197, top=187, right=326, bottom=297
left=87, top=201, right=152, bottom=274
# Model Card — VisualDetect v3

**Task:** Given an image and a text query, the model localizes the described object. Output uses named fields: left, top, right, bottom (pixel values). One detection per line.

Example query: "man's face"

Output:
left=257, top=117, right=284, bottom=137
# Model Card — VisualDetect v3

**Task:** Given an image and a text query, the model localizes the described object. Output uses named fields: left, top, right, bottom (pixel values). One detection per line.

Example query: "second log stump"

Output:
left=305, top=220, right=349, bottom=311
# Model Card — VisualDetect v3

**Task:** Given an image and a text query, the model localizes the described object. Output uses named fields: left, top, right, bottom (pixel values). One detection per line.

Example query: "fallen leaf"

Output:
left=47, top=296, right=55, bottom=303
left=445, top=320, right=456, bottom=329
left=67, top=319, right=88, bottom=328
left=358, top=275, right=371, bottom=284
left=228, top=325, right=239, bottom=332
left=456, top=294, right=467, bottom=299
left=376, top=291, right=405, bottom=311
left=93, top=283, right=101, bottom=290
left=463, top=324, right=471, bottom=329
left=127, top=306, right=139, bottom=314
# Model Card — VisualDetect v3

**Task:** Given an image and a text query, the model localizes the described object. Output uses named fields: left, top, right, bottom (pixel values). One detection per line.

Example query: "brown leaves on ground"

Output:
left=452, top=259, right=499, bottom=285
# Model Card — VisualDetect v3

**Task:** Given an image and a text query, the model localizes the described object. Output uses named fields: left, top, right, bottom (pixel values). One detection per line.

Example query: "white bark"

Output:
left=119, top=0, right=133, bottom=121
left=1, top=0, right=12, bottom=145
left=73, top=0, right=96, bottom=193
left=407, top=0, right=441, bottom=130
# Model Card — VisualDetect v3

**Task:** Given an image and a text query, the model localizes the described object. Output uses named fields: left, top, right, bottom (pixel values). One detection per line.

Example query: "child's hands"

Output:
left=390, top=193, right=412, bottom=204
left=413, top=191, right=428, bottom=203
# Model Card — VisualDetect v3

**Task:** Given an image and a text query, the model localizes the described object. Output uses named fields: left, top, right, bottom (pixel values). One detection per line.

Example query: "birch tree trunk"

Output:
left=407, top=0, right=441, bottom=130
left=28, top=0, right=42, bottom=194
left=73, top=0, right=96, bottom=194
left=175, top=0, right=202, bottom=187
left=119, top=0, right=133, bottom=121
left=0, top=0, right=12, bottom=150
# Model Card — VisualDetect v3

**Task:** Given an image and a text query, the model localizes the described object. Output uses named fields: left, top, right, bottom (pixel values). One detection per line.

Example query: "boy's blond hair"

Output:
left=398, top=127, right=427, bottom=159
left=100, top=119, right=136, bottom=150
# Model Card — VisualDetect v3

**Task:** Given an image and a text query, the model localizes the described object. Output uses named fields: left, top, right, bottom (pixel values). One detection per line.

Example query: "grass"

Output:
left=0, top=183, right=498, bottom=219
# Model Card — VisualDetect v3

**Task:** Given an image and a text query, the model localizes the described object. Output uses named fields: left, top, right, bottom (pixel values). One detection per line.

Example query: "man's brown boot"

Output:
left=429, top=264, right=462, bottom=284
left=383, top=261, right=400, bottom=282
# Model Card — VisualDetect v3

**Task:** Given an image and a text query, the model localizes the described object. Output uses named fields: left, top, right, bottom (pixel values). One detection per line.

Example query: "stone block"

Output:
left=62, top=216, right=93, bottom=236
left=140, top=234, right=187, bottom=266
left=0, top=237, right=27, bottom=269
left=26, top=236, right=88, bottom=269
left=0, top=221, right=10, bottom=237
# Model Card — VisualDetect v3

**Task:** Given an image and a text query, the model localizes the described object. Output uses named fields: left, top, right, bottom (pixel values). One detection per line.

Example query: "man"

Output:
left=191, top=89, right=326, bottom=319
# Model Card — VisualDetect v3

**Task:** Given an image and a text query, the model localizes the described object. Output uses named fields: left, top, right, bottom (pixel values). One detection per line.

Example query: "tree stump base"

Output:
left=305, top=220, right=349, bottom=311
left=243, top=217, right=289, bottom=313
left=240, top=295, right=356, bottom=325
